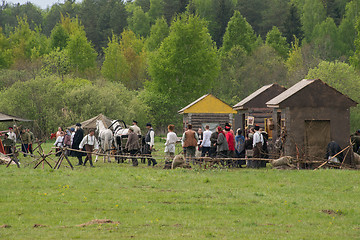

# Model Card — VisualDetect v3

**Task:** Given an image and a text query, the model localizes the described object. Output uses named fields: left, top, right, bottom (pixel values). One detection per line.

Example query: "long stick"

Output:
left=314, top=145, right=351, bottom=171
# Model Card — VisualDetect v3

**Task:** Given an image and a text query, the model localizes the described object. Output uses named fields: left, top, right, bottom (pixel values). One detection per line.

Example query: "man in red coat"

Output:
left=225, top=125, right=235, bottom=158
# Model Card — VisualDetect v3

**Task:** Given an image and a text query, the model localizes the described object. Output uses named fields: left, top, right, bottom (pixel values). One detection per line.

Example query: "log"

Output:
left=0, top=153, right=14, bottom=165
left=354, top=153, right=360, bottom=165
left=270, top=156, right=293, bottom=167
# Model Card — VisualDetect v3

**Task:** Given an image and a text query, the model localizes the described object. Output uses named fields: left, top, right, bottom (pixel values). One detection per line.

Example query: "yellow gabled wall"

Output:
left=184, top=95, right=237, bottom=114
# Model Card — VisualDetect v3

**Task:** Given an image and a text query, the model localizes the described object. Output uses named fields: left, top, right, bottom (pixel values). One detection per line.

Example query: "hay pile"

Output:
left=0, top=153, right=12, bottom=165
left=270, top=156, right=296, bottom=169
left=354, top=153, right=360, bottom=169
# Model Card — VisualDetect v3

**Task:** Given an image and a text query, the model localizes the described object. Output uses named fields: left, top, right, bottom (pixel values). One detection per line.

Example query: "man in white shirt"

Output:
left=79, top=129, right=99, bottom=167
left=201, top=125, right=212, bottom=157
left=132, top=120, right=142, bottom=136
left=252, top=125, right=264, bottom=168
left=7, top=127, right=16, bottom=143
left=145, top=123, right=157, bottom=166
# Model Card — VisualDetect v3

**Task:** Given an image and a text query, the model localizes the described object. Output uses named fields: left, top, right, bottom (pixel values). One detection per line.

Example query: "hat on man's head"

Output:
left=133, top=120, right=138, bottom=124
left=146, top=123, right=152, bottom=127
left=254, top=125, right=260, bottom=131
left=129, top=126, right=134, bottom=131
left=225, top=125, right=231, bottom=131
left=76, top=123, right=81, bottom=127
left=70, top=127, right=75, bottom=132
left=8, top=127, right=13, bottom=130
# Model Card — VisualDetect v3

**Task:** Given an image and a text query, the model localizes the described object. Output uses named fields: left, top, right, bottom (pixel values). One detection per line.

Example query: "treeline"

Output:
left=0, top=0, right=360, bottom=136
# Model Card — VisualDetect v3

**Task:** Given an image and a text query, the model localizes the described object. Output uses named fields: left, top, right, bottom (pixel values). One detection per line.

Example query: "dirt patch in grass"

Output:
left=321, top=209, right=343, bottom=215
left=0, top=224, right=11, bottom=228
left=33, top=224, right=47, bottom=228
left=76, top=219, right=120, bottom=227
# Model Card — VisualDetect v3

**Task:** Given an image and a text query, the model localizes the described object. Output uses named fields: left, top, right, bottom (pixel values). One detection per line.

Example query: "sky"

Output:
left=5, top=0, right=81, bottom=9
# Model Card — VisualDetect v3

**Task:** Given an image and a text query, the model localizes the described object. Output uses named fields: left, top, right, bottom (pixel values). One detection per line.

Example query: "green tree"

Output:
left=306, top=61, right=360, bottom=131
left=50, top=23, right=69, bottom=50
left=145, top=17, right=169, bottom=51
left=265, top=26, right=289, bottom=59
left=311, top=17, right=340, bottom=60
left=147, top=13, right=220, bottom=127
left=127, top=4, right=151, bottom=37
left=66, top=30, right=97, bottom=73
left=301, top=0, right=326, bottom=42
left=0, top=27, right=12, bottom=69
left=102, top=30, right=147, bottom=90
left=42, top=48, right=71, bottom=80
left=148, top=0, right=164, bottom=24
left=221, top=10, right=257, bottom=55
left=338, top=0, right=359, bottom=58
left=283, top=3, right=304, bottom=44
left=101, top=34, right=126, bottom=82
left=189, top=0, right=235, bottom=47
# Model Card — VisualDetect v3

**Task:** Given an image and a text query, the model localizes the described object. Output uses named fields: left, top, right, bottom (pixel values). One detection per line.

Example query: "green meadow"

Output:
left=1, top=141, right=360, bottom=239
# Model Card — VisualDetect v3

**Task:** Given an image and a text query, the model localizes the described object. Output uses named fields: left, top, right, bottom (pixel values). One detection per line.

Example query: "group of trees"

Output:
left=1, top=0, right=360, bottom=136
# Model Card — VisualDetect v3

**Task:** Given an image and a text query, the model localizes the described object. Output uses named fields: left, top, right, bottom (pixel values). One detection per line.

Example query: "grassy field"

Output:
left=1, top=140, right=360, bottom=239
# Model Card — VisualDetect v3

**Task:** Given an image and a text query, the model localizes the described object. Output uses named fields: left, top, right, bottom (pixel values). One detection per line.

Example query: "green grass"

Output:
left=1, top=141, right=360, bottom=239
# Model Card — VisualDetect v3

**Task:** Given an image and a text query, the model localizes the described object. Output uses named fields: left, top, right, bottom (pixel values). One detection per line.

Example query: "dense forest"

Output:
left=1, top=0, right=360, bottom=136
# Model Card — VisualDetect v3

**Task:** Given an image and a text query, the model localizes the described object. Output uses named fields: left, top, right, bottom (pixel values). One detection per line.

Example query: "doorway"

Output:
left=304, top=120, right=331, bottom=159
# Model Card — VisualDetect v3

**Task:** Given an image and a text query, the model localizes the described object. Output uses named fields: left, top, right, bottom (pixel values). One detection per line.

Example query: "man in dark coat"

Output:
left=209, top=129, right=219, bottom=158
left=72, top=123, right=84, bottom=165
left=326, top=141, right=343, bottom=163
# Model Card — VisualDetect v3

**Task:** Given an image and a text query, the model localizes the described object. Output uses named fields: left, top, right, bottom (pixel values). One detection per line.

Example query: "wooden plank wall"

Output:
left=183, top=113, right=233, bottom=130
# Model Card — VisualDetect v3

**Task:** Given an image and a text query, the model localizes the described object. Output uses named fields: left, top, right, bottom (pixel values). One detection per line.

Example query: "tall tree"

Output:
left=221, top=10, right=257, bottom=55
left=50, top=23, right=69, bottom=50
left=127, top=4, right=151, bottom=37
left=101, top=34, right=126, bottom=83
left=102, top=30, right=147, bottom=90
left=301, top=0, right=326, bottom=42
left=148, top=0, right=164, bottom=24
left=266, top=26, right=289, bottom=59
left=311, top=17, right=340, bottom=60
left=0, top=27, right=12, bottom=68
left=146, top=13, right=220, bottom=127
left=283, top=3, right=304, bottom=44
left=145, top=17, right=169, bottom=51
left=338, top=0, right=359, bottom=58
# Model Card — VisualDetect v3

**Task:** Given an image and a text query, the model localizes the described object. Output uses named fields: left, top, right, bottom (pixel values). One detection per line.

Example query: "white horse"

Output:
left=110, top=120, right=129, bottom=162
left=95, top=120, right=114, bottom=163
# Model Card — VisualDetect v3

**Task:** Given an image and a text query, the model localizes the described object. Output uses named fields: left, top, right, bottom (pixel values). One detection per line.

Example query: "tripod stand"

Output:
left=53, top=148, right=74, bottom=170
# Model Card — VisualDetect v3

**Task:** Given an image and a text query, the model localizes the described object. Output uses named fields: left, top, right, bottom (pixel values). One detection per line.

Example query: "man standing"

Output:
left=20, top=128, right=31, bottom=157
left=210, top=128, right=219, bottom=158
left=2, top=133, right=15, bottom=154
left=132, top=120, right=142, bottom=136
left=79, top=129, right=99, bottom=167
left=145, top=123, right=157, bottom=166
left=7, top=127, right=16, bottom=143
left=72, top=123, right=84, bottom=166
left=125, top=127, right=140, bottom=166
left=252, top=125, right=264, bottom=168
left=27, top=128, right=35, bottom=155
left=201, top=125, right=212, bottom=157
left=182, top=124, right=198, bottom=164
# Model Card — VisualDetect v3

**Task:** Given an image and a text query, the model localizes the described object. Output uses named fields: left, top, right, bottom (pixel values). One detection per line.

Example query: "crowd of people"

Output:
left=169, top=123, right=269, bottom=168
left=2, top=121, right=360, bottom=168
left=0, top=126, right=35, bottom=157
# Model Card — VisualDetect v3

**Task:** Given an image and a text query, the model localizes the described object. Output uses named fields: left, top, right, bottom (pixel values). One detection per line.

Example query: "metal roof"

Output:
left=178, top=94, right=209, bottom=114
left=266, top=79, right=315, bottom=107
left=232, top=84, right=274, bottom=110
left=266, top=79, right=357, bottom=108
left=0, top=112, right=32, bottom=122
